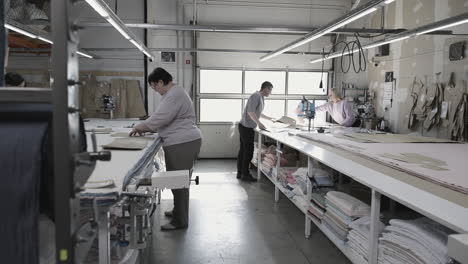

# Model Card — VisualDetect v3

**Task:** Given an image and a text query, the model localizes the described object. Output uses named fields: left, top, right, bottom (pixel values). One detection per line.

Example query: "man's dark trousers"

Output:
left=237, top=123, right=255, bottom=177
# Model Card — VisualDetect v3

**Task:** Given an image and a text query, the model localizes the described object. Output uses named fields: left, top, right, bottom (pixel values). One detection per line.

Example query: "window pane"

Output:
left=286, top=100, right=301, bottom=122
left=200, top=99, right=242, bottom=122
left=263, top=100, right=285, bottom=119
left=200, top=70, right=242, bottom=94
left=242, top=99, right=285, bottom=119
left=288, top=72, right=327, bottom=95
left=245, top=71, right=286, bottom=95
left=287, top=99, right=328, bottom=125
left=314, top=100, right=327, bottom=125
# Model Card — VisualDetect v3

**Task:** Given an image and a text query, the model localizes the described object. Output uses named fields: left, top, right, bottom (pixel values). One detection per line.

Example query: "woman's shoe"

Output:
left=164, top=211, right=173, bottom=217
left=160, top=223, right=187, bottom=231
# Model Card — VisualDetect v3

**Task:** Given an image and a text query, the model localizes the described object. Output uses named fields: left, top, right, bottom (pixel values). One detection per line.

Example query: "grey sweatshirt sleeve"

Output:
left=143, top=95, right=178, bottom=131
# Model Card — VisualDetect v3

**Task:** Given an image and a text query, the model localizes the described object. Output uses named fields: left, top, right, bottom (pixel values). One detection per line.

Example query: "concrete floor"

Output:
left=145, top=159, right=350, bottom=264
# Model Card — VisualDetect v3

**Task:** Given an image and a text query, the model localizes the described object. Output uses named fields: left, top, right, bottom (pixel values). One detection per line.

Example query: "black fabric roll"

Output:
left=0, top=0, right=5, bottom=86
left=0, top=122, right=49, bottom=264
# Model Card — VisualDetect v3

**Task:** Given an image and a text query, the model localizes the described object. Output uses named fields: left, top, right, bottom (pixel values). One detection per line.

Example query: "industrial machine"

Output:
left=298, top=96, right=316, bottom=132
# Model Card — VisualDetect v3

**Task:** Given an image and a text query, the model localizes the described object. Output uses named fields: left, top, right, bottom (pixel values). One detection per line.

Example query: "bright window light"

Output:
left=200, top=70, right=242, bottom=94
left=263, top=100, right=286, bottom=119
left=384, top=0, right=395, bottom=4
left=85, top=0, right=109, bottom=17
left=288, top=72, right=327, bottom=95
left=199, top=99, right=242, bottom=122
left=416, top=18, right=468, bottom=35
left=245, top=71, right=286, bottom=94
left=5, top=24, right=37, bottom=39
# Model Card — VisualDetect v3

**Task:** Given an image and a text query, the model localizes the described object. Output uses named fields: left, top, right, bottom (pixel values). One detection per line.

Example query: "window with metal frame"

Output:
left=288, top=71, right=327, bottom=95
left=198, top=68, right=329, bottom=123
left=244, top=70, right=286, bottom=95
left=199, top=69, right=242, bottom=94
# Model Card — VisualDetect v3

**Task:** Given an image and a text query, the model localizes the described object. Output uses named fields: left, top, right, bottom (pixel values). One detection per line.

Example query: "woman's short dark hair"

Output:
left=260, top=81, right=273, bottom=90
left=148, top=67, right=173, bottom=85
left=5, top=72, right=25, bottom=86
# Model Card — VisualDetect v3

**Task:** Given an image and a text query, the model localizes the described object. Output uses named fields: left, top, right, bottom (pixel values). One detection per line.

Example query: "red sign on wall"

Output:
left=186, top=59, right=191, bottom=64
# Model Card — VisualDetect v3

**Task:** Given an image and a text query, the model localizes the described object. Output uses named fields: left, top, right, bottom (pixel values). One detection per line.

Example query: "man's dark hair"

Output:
left=148, top=67, right=173, bottom=85
left=5, top=72, right=25, bottom=86
left=260, top=81, right=273, bottom=90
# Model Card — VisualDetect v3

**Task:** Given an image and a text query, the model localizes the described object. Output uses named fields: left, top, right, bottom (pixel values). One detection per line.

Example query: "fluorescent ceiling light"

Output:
left=416, top=18, right=468, bottom=35
left=106, top=18, right=130, bottom=39
left=365, top=36, right=409, bottom=49
left=141, top=49, right=153, bottom=58
left=85, top=0, right=109, bottom=17
left=129, top=39, right=142, bottom=49
left=5, top=24, right=37, bottom=39
left=325, top=7, right=378, bottom=35
left=260, top=0, right=389, bottom=62
left=38, top=36, right=53, bottom=44
left=384, top=0, right=395, bottom=4
left=77, top=51, right=93, bottom=59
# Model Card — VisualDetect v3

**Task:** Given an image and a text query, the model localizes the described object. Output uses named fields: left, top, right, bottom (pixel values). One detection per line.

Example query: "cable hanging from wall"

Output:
left=320, top=34, right=367, bottom=74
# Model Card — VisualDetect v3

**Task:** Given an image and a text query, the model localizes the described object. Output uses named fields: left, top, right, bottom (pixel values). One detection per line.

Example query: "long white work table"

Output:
left=81, top=118, right=164, bottom=264
left=255, top=128, right=468, bottom=264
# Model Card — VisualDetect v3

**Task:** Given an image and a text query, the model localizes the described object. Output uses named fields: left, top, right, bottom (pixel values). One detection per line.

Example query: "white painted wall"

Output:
left=337, top=0, right=468, bottom=139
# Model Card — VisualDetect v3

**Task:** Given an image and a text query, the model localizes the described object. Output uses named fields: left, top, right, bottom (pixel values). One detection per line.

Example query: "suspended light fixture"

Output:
left=309, top=12, right=468, bottom=64
left=76, top=51, right=94, bottom=59
left=84, top=0, right=154, bottom=60
left=259, top=0, right=394, bottom=62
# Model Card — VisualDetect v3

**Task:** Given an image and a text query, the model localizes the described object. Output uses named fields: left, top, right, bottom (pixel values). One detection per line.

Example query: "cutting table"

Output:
left=80, top=118, right=164, bottom=264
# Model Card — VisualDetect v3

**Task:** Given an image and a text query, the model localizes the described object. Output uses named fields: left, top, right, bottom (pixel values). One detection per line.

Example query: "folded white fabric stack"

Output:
left=347, top=216, right=385, bottom=261
left=378, top=217, right=455, bottom=264
left=323, top=191, right=371, bottom=242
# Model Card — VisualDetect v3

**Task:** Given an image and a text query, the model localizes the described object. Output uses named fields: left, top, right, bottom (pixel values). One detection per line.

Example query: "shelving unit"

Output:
left=255, top=129, right=468, bottom=264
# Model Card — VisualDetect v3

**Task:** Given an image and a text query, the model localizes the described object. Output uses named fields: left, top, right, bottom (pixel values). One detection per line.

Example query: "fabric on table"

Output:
left=324, top=211, right=349, bottom=232
left=377, top=217, right=454, bottom=264
left=326, top=208, right=350, bottom=227
left=325, top=200, right=356, bottom=223
left=323, top=219, right=348, bottom=241
left=0, top=122, right=48, bottom=264
left=325, top=191, right=370, bottom=217
left=346, top=216, right=386, bottom=261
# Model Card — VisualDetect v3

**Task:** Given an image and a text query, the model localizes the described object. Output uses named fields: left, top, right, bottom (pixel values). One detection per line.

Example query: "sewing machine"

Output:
left=101, top=95, right=115, bottom=119
left=298, top=96, right=316, bottom=132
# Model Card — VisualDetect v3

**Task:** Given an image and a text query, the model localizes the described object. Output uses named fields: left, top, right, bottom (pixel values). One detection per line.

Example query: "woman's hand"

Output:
left=129, top=124, right=150, bottom=137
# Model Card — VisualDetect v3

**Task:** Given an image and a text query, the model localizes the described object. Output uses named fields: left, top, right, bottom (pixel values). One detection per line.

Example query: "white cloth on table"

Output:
left=325, top=191, right=370, bottom=217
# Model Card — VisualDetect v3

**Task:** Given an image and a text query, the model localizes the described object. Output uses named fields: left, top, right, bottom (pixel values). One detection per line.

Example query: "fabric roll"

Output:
left=0, top=122, right=49, bottom=264
left=0, top=0, right=5, bottom=86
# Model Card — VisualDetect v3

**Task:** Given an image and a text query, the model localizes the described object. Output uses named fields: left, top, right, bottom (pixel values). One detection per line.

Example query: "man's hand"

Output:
left=258, top=123, right=267, bottom=130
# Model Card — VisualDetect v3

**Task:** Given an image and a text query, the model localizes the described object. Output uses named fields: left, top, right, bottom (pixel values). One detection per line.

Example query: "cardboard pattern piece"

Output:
left=86, top=127, right=113, bottom=134
left=102, top=138, right=148, bottom=150
left=296, top=133, right=468, bottom=194
left=340, top=133, right=457, bottom=144
left=379, top=153, right=448, bottom=171
left=84, top=180, right=116, bottom=189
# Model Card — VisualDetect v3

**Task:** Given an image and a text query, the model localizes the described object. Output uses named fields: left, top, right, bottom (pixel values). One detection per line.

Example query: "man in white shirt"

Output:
left=237, top=81, right=274, bottom=182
